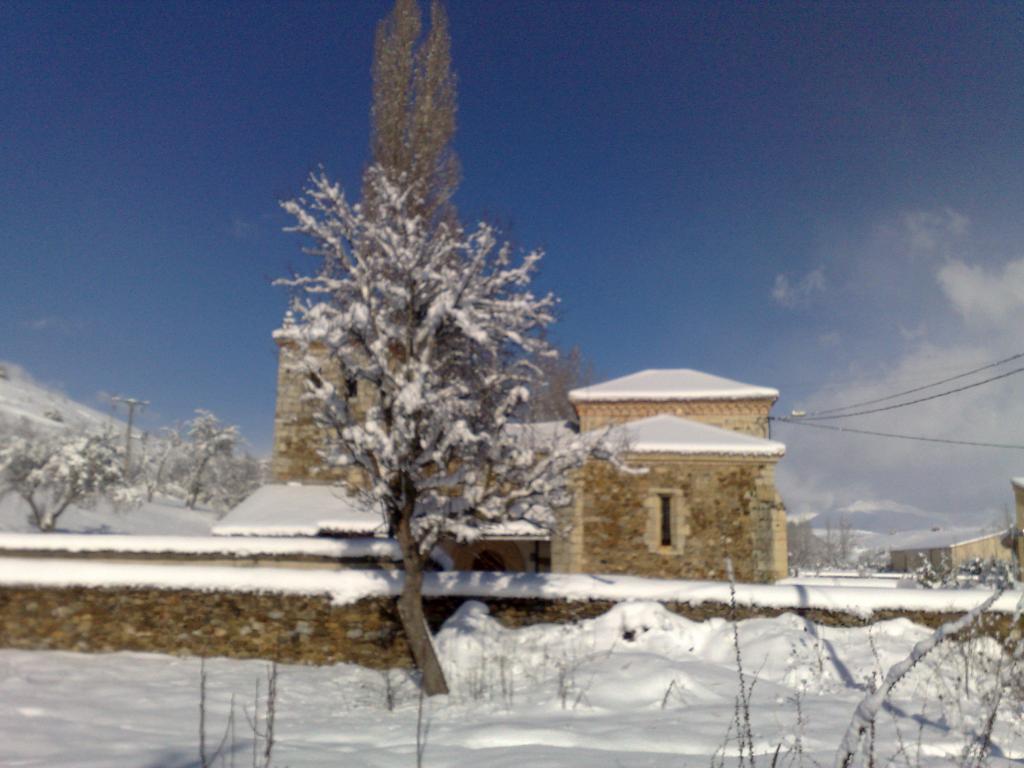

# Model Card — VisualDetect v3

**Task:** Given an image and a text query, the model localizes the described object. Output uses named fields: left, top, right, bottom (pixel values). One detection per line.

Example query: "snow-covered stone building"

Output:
left=553, top=370, right=787, bottom=582
left=220, top=347, right=788, bottom=582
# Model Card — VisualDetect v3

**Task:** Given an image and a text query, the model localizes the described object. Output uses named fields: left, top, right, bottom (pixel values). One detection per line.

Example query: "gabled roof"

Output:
left=212, top=483, right=383, bottom=537
left=886, top=526, right=1006, bottom=552
left=569, top=369, right=779, bottom=403
left=610, top=414, right=785, bottom=457
left=213, top=483, right=549, bottom=539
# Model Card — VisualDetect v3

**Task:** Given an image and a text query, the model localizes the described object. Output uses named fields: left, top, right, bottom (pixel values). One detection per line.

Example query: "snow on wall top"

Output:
left=0, top=557, right=1019, bottom=616
left=569, top=369, right=779, bottom=403
left=213, top=484, right=550, bottom=539
left=212, top=484, right=385, bottom=537
left=0, top=532, right=402, bottom=560
left=612, top=414, right=785, bottom=457
left=1012, top=477, right=1024, bottom=490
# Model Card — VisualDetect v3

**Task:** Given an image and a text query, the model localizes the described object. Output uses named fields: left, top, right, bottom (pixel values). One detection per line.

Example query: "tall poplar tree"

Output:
left=365, top=0, right=459, bottom=226
left=280, top=0, right=611, bottom=695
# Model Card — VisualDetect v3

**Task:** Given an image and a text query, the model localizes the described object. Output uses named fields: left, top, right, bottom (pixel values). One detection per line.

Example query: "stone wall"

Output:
left=270, top=342, right=373, bottom=485
left=574, top=397, right=776, bottom=438
left=1, top=585, right=1017, bottom=667
left=1015, top=480, right=1024, bottom=580
left=553, top=454, right=787, bottom=582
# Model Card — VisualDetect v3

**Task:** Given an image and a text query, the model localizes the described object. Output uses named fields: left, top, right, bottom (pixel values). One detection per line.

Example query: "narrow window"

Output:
left=660, top=495, right=672, bottom=547
left=345, top=376, right=358, bottom=399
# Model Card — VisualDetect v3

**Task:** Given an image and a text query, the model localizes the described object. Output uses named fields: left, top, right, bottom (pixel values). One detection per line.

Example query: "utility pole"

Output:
left=112, top=396, right=149, bottom=478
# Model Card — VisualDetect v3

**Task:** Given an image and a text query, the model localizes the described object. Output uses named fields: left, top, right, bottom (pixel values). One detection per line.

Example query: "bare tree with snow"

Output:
left=0, top=429, right=130, bottom=531
left=525, top=343, right=594, bottom=425
left=137, top=426, right=187, bottom=502
left=279, top=167, right=605, bottom=695
left=184, top=410, right=239, bottom=510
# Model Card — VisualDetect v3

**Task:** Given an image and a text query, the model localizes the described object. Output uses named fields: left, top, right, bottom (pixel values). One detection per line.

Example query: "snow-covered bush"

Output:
left=183, top=410, right=240, bottom=509
left=915, top=555, right=1016, bottom=590
left=135, top=426, right=188, bottom=502
left=0, top=429, right=133, bottom=531
left=202, top=451, right=264, bottom=511
left=133, top=417, right=261, bottom=512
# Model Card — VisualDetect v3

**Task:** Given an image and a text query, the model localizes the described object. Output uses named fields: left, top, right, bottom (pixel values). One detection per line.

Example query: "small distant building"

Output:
left=889, top=528, right=1013, bottom=573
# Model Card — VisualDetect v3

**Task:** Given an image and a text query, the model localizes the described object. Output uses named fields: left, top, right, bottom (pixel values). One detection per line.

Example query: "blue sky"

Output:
left=2, top=1, right=1023, bottom=521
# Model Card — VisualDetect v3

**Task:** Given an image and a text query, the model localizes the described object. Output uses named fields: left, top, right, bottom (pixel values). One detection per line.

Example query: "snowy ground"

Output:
left=1, top=603, right=1021, bottom=767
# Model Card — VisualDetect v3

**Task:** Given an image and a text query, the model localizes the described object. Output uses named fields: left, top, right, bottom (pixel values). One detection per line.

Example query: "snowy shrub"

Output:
left=183, top=410, right=240, bottom=510
left=915, top=555, right=1016, bottom=590
left=135, top=426, right=189, bottom=502
left=202, top=451, right=264, bottom=511
left=132, top=416, right=261, bottom=512
left=0, top=429, right=132, bottom=531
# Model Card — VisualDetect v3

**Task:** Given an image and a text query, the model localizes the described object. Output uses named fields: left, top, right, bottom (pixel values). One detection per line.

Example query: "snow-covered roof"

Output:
left=569, top=369, right=778, bottom=403
left=611, top=414, right=785, bottom=457
left=212, top=484, right=384, bottom=537
left=213, top=483, right=550, bottom=539
left=884, top=527, right=1007, bottom=552
left=1012, top=477, right=1024, bottom=490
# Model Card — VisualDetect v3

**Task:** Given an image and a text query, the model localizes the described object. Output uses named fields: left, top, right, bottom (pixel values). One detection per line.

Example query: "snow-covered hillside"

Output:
left=0, top=361, right=246, bottom=535
left=0, top=362, right=123, bottom=436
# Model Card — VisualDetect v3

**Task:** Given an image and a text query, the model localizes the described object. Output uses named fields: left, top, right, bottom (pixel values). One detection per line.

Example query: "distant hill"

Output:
left=0, top=361, right=124, bottom=436
left=0, top=362, right=222, bottom=535
left=807, top=499, right=939, bottom=534
left=808, top=497, right=999, bottom=548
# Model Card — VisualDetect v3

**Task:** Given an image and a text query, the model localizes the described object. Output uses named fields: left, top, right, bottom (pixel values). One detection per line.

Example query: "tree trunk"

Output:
left=395, top=508, right=449, bottom=696
left=25, top=496, right=48, bottom=532
left=187, top=455, right=210, bottom=509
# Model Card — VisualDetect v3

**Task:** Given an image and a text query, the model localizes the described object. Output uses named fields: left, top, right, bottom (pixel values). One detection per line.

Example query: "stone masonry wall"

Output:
left=1015, top=481, right=1024, bottom=580
left=1, top=586, right=1017, bottom=667
left=271, top=342, right=373, bottom=485
left=574, top=397, right=776, bottom=438
left=553, top=455, right=787, bottom=582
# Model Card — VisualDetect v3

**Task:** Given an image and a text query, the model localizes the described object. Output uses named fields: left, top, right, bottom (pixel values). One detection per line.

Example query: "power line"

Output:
left=806, top=350, right=1024, bottom=417
left=797, top=365, right=1024, bottom=421
left=771, top=416, right=1024, bottom=450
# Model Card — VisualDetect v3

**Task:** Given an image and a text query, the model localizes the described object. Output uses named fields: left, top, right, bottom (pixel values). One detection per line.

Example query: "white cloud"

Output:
left=777, top=341, right=1023, bottom=525
left=901, top=208, right=970, bottom=256
left=229, top=217, right=257, bottom=240
left=898, top=323, right=927, bottom=342
left=772, top=266, right=825, bottom=308
left=19, top=316, right=68, bottom=332
left=937, top=257, right=1024, bottom=328
left=817, top=331, right=841, bottom=348
left=775, top=210, right=1024, bottom=528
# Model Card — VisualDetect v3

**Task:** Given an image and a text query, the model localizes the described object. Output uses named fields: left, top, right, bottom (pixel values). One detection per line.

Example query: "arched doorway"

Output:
left=470, top=549, right=507, bottom=571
